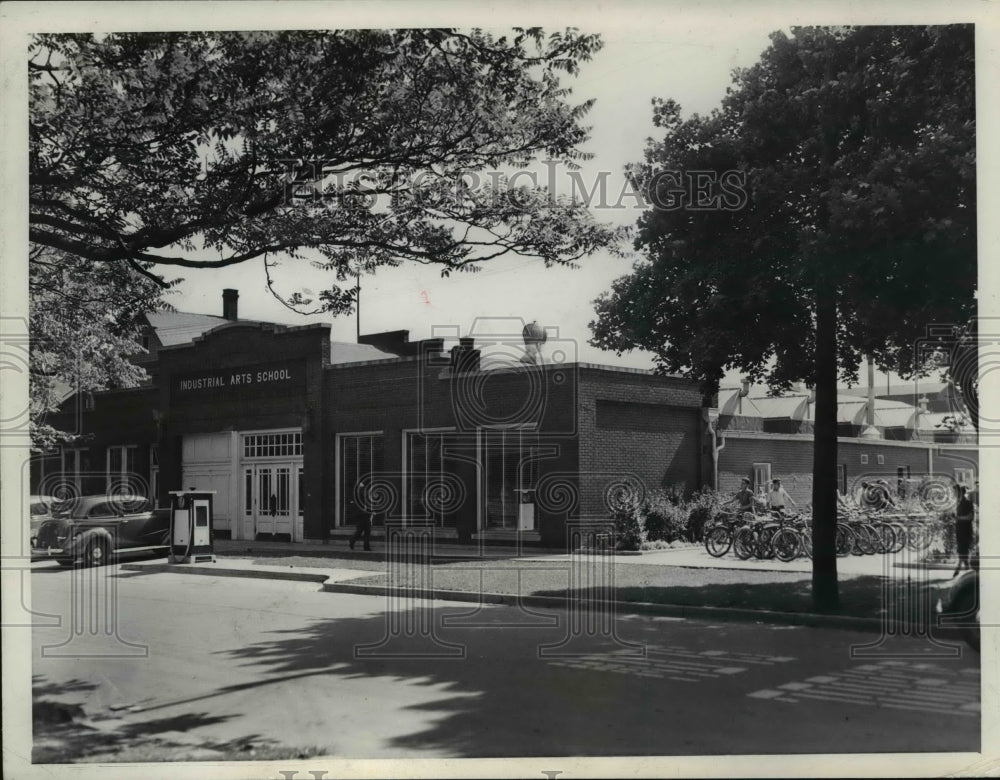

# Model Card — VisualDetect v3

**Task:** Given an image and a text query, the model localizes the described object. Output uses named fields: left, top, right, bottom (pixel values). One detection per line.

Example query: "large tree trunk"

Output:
left=811, top=286, right=840, bottom=612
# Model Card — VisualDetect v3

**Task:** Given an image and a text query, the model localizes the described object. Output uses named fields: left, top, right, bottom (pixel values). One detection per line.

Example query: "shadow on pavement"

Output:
left=209, top=601, right=977, bottom=758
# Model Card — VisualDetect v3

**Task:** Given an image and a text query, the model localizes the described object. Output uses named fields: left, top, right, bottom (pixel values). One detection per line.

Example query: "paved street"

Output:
left=29, top=561, right=980, bottom=761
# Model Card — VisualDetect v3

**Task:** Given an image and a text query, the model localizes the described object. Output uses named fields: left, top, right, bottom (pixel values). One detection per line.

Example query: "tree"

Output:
left=29, top=246, right=172, bottom=451
left=590, top=26, right=975, bottom=611
left=29, top=29, right=618, bottom=315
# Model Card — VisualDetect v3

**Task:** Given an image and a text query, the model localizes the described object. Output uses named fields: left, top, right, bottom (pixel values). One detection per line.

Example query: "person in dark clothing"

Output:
left=723, top=477, right=757, bottom=516
left=349, top=479, right=373, bottom=551
left=953, top=485, right=975, bottom=577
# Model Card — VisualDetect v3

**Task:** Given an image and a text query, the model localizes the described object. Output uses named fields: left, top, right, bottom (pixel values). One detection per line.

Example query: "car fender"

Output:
left=68, top=527, right=115, bottom=555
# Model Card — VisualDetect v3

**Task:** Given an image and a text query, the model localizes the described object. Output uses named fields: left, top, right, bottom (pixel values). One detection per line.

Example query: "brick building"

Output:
left=34, top=291, right=978, bottom=547
left=34, top=292, right=708, bottom=547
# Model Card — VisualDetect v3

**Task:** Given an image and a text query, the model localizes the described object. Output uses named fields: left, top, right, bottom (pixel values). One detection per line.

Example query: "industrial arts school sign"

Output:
left=172, top=360, right=304, bottom=398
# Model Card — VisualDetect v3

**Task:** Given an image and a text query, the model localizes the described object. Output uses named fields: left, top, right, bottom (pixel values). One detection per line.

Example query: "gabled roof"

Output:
left=146, top=312, right=230, bottom=346
left=840, top=379, right=951, bottom=400
left=717, top=387, right=763, bottom=418
left=874, top=404, right=918, bottom=429
left=804, top=397, right=917, bottom=425
left=748, top=394, right=810, bottom=419
left=330, top=342, right=398, bottom=364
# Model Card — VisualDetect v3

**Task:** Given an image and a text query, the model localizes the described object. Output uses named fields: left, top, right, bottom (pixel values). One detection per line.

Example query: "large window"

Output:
left=243, top=432, right=302, bottom=459
left=60, top=448, right=87, bottom=492
left=483, top=428, right=539, bottom=530
left=339, top=434, right=384, bottom=527
left=752, top=462, right=772, bottom=496
left=954, top=467, right=976, bottom=489
left=107, top=445, right=138, bottom=494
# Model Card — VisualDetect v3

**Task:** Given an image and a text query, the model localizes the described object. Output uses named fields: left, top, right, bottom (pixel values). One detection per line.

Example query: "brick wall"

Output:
left=323, top=357, right=579, bottom=543
left=717, top=432, right=977, bottom=505
left=578, top=368, right=703, bottom=523
left=38, top=387, right=160, bottom=495
left=157, top=322, right=330, bottom=537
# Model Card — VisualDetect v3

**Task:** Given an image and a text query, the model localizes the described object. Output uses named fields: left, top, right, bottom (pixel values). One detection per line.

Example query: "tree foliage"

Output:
left=590, top=26, right=975, bottom=609
left=29, top=246, right=173, bottom=451
left=30, top=29, right=618, bottom=314
left=593, top=25, right=974, bottom=391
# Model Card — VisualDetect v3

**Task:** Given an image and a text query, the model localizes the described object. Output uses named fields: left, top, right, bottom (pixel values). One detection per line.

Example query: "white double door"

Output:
left=243, top=461, right=300, bottom=538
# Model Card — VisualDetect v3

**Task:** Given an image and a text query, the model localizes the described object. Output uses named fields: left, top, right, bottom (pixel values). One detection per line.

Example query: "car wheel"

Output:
left=84, top=538, right=111, bottom=567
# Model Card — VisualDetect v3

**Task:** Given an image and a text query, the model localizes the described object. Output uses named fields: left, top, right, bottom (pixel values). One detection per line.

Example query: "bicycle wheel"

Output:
left=757, top=524, right=779, bottom=559
left=887, top=523, right=907, bottom=554
left=704, top=526, right=732, bottom=558
left=800, top=529, right=813, bottom=558
left=857, top=524, right=878, bottom=555
left=732, top=527, right=754, bottom=560
left=848, top=524, right=871, bottom=555
left=836, top=524, right=855, bottom=557
left=911, top=522, right=935, bottom=552
left=871, top=522, right=894, bottom=554
left=772, top=528, right=801, bottom=562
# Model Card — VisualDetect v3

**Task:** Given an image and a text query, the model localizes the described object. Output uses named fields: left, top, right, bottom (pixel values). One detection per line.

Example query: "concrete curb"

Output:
left=321, top=581, right=888, bottom=634
left=120, top=562, right=331, bottom=583
left=118, top=560, right=892, bottom=634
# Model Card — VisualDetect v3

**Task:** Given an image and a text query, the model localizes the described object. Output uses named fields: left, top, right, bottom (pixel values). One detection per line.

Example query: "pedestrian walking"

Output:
left=953, top=485, right=975, bottom=577
left=349, top=479, right=373, bottom=551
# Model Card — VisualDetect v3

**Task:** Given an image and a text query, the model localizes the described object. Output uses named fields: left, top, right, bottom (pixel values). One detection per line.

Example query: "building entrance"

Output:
left=239, top=430, right=304, bottom=541
left=243, top=462, right=297, bottom=538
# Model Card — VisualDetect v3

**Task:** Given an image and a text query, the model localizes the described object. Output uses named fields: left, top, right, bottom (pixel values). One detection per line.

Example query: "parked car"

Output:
left=32, top=495, right=170, bottom=567
left=937, top=567, right=980, bottom=653
left=29, top=494, right=57, bottom=548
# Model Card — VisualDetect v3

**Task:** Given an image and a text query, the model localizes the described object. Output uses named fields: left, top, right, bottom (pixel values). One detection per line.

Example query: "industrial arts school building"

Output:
left=33, top=290, right=978, bottom=548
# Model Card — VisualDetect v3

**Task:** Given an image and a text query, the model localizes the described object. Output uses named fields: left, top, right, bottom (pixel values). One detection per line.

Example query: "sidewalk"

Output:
left=119, top=538, right=961, bottom=633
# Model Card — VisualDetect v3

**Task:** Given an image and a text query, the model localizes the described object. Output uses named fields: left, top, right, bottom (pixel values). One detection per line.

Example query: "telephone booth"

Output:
left=169, top=489, right=217, bottom=564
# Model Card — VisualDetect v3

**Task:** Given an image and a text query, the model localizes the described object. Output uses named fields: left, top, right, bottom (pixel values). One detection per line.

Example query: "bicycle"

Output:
left=703, top=510, right=751, bottom=558
left=733, top=514, right=781, bottom=560
left=771, top=512, right=811, bottom=561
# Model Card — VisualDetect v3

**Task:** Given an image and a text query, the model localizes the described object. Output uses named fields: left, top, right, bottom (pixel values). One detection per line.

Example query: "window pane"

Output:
left=109, top=447, right=122, bottom=474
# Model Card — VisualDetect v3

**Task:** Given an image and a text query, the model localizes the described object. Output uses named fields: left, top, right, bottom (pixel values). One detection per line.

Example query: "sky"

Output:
left=158, top=23, right=781, bottom=385
left=9, top=3, right=972, bottom=396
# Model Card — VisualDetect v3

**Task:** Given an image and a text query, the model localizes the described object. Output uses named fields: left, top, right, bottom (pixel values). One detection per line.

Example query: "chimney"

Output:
left=450, top=337, right=480, bottom=373
left=222, top=289, right=239, bottom=321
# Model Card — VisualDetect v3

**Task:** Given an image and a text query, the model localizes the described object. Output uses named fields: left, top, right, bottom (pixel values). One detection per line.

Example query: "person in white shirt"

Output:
left=768, top=478, right=797, bottom=515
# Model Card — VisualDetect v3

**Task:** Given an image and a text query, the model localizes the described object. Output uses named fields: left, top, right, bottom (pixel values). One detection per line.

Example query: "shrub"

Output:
left=613, top=498, right=646, bottom=551
left=642, top=489, right=686, bottom=542
left=684, top=488, right=724, bottom=542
